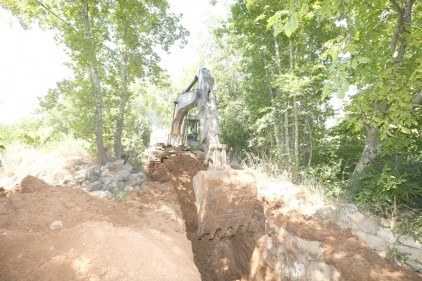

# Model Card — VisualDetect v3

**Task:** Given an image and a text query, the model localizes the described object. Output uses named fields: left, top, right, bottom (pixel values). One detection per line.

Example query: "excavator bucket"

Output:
left=193, top=170, right=257, bottom=239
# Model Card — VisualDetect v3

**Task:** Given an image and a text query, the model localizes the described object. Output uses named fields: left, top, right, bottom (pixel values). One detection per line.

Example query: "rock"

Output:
left=124, top=186, right=134, bottom=192
left=73, top=169, right=87, bottom=183
left=87, top=165, right=102, bottom=182
left=88, top=181, right=103, bottom=192
left=398, top=235, right=422, bottom=249
left=308, top=262, right=339, bottom=281
left=59, top=179, right=70, bottom=186
left=317, top=206, right=334, bottom=220
left=336, top=221, right=350, bottom=230
left=100, top=177, right=114, bottom=188
left=114, top=159, right=125, bottom=170
left=117, top=170, right=131, bottom=182
left=89, top=190, right=113, bottom=199
left=357, top=218, right=379, bottom=235
left=361, top=234, right=387, bottom=251
left=377, top=228, right=397, bottom=244
left=122, top=163, right=134, bottom=173
left=397, top=245, right=422, bottom=261
left=339, top=203, right=358, bottom=216
left=356, top=230, right=367, bottom=241
left=49, top=220, right=63, bottom=230
left=404, top=259, right=422, bottom=271
left=101, top=168, right=112, bottom=177
left=126, top=172, right=146, bottom=188
left=81, top=180, right=90, bottom=189
left=103, top=162, right=116, bottom=171
left=125, top=176, right=140, bottom=187
left=347, top=212, right=365, bottom=223
left=65, top=181, right=80, bottom=189
left=296, top=237, right=322, bottom=257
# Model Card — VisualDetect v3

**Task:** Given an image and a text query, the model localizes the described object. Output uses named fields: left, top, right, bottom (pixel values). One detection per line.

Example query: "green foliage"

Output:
left=352, top=155, right=422, bottom=214
left=3, top=0, right=188, bottom=162
left=395, top=215, right=422, bottom=242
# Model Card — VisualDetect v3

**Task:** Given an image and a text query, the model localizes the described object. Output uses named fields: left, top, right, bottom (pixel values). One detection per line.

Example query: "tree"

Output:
left=317, top=0, right=422, bottom=173
left=211, top=0, right=334, bottom=176
left=2, top=0, right=188, bottom=163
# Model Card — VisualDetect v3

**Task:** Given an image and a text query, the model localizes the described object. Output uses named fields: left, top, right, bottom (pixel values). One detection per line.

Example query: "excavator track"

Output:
left=193, top=170, right=257, bottom=239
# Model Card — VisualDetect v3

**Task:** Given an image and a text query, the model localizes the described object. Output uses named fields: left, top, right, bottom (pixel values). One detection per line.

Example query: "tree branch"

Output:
left=390, top=0, right=404, bottom=13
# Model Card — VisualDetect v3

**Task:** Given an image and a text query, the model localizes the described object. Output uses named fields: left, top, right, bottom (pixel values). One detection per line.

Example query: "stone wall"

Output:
left=250, top=223, right=341, bottom=281
left=253, top=205, right=422, bottom=281
left=320, top=204, right=422, bottom=272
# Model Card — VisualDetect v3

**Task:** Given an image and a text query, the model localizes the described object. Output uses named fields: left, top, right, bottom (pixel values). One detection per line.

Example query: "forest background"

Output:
left=0, top=0, right=421, bottom=239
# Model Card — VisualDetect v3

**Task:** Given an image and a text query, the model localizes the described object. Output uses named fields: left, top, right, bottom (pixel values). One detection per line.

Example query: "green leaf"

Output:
left=284, top=15, right=299, bottom=38
left=357, top=57, right=370, bottom=64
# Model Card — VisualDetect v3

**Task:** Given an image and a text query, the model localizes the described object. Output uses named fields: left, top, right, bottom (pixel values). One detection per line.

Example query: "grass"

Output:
left=0, top=137, right=93, bottom=189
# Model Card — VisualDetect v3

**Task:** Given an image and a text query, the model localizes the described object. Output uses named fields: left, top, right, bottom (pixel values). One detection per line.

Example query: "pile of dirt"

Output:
left=0, top=175, right=200, bottom=281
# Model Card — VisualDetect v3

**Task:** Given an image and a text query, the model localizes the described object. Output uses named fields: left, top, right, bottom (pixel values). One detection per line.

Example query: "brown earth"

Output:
left=0, top=175, right=200, bottom=281
left=1, top=153, right=421, bottom=281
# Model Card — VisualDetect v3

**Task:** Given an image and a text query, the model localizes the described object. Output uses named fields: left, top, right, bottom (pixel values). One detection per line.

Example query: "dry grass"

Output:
left=0, top=138, right=93, bottom=190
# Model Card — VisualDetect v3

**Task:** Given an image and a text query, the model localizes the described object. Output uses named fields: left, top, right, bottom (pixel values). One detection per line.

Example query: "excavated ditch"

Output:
left=148, top=154, right=266, bottom=281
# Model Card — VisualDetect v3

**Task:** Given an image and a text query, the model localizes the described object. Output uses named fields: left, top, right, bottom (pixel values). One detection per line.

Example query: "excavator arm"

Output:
left=166, top=68, right=257, bottom=239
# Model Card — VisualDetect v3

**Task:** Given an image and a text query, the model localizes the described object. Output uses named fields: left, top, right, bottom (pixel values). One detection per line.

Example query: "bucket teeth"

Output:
left=193, top=170, right=257, bottom=239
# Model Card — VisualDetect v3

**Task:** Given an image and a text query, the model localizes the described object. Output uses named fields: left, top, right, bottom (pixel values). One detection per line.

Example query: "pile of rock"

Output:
left=62, top=159, right=147, bottom=199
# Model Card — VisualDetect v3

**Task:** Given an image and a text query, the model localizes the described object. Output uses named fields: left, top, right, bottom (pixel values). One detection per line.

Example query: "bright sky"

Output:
left=0, top=1, right=229, bottom=125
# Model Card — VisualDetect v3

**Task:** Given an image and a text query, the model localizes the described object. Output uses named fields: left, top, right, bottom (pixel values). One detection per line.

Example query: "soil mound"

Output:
left=0, top=175, right=200, bottom=281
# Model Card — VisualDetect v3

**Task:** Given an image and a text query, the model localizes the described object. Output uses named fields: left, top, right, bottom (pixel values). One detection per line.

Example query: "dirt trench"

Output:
left=148, top=154, right=422, bottom=281
left=148, top=154, right=266, bottom=281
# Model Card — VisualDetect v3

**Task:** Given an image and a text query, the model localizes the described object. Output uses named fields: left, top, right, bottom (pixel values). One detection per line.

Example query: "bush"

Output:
left=351, top=154, right=422, bottom=216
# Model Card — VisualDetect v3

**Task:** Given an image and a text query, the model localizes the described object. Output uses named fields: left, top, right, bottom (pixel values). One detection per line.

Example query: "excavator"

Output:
left=154, top=68, right=257, bottom=239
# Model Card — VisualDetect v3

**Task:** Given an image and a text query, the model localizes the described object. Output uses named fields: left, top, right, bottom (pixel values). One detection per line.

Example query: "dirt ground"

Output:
left=1, top=153, right=421, bottom=281
left=0, top=175, right=200, bottom=281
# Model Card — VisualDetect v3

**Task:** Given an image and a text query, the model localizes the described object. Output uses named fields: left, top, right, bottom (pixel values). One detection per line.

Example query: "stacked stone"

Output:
left=318, top=204, right=422, bottom=272
left=258, top=221, right=341, bottom=281
left=62, top=159, right=146, bottom=199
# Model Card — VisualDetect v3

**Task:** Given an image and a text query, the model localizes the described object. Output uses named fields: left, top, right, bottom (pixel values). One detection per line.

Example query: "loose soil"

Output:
left=1, top=153, right=421, bottom=281
left=0, top=175, right=200, bottom=281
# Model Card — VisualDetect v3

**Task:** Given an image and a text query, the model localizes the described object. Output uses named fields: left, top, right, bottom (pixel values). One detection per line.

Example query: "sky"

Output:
left=0, top=1, right=229, bottom=125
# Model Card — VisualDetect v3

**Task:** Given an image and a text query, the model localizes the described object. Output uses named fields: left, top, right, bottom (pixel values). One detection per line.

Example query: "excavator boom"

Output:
left=165, top=68, right=257, bottom=239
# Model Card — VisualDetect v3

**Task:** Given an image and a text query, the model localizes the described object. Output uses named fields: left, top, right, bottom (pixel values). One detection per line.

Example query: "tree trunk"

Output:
left=274, top=36, right=292, bottom=160
left=304, top=115, right=312, bottom=166
left=82, top=2, right=108, bottom=165
left=354, top=125, right=381, bottom=173
left=284, top=101, right=291, bottom=159
left=354, top=0, right=415, bottom=173
left=269, top=87, right=282, bottom=146
left=293, top=96, right=299, bottom=162
left=114, top=52, right=128, bottom=160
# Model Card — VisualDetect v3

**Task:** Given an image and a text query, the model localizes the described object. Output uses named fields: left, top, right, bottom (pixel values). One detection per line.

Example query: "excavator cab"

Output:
left=165, top=68, right=257, bottom=239
left=186, top=115, right=201, bottom=148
